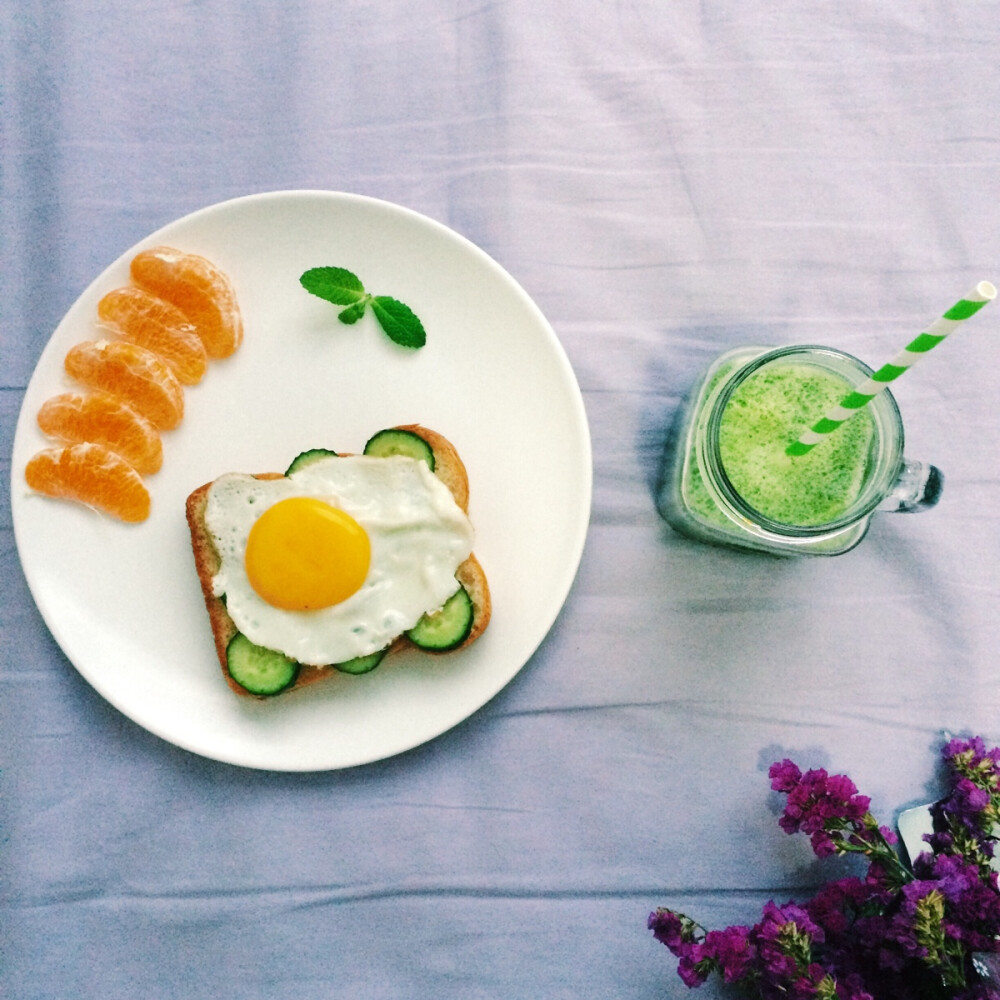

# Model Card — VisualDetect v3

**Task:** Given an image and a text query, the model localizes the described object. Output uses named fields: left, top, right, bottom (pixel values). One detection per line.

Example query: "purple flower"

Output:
left=648, top=909, right=756, bottom=988
left=768, top=762, right=888, bottom=862
left=804, top=876, right=890, bottom=944
left=648, top=909, right=716, bottom=987
left=929, top=739, right=1000, bottom=875
left=648, top=909, right=690, bottom=953
left=676, top=955, right=710, bottom=989
left=702, top=925, right=754, bottom=983
left=770, top=758, right=803, bottom=793
left=885, top=880, right=947, bottom=962
left=751, top=900, right=822, bottom=983
left=955, top=778, right=993, bottom=814
left=769, top=764, right=870, bottom=832
left=937, top=738, right=1000, bottom=839
left=928, top=854, right=1000, bottom=951
left=943, top=737, right=1000, bottom=777
left=933, top=779, right=993, bottom=841
left=653, top=740, right=1000, bottom=999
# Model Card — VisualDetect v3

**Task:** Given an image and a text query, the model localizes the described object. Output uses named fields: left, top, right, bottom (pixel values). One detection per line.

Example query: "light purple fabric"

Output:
left=3, top=3, right=999, bottom=997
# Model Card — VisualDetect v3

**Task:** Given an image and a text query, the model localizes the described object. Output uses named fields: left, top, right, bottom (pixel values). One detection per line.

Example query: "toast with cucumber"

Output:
left=185, top=424, right=491, bottom=698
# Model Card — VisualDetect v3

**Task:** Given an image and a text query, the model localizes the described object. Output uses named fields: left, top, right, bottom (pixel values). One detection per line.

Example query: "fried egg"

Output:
left=206, top=455, right=475, bottom=665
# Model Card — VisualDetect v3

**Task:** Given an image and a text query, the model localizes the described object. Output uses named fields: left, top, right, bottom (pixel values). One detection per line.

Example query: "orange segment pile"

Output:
left=26, top=245, right=242, bottom=522
left=25, top=444, right=152, bottom=524
left=98, top=286, right=207, bottom=385
left=131, top=247, right=243, bottom=359
left=37, top=392, right=163, bottom=475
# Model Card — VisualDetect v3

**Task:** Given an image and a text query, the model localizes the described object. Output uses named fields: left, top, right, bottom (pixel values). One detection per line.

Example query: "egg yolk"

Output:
left=244, top=497, right=371, bottom=610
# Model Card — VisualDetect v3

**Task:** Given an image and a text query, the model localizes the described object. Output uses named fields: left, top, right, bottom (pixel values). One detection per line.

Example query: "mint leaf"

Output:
left=337, top=299, right=370, bottom=325
left=300, top=266, right=426, bottom=348
left=300, top=266, right=366, bottom=305
left=370, top=296, right=426, bottom=349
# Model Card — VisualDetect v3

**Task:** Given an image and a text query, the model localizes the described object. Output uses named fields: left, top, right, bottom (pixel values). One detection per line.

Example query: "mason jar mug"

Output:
left=656, top=345, right=943, bottom=556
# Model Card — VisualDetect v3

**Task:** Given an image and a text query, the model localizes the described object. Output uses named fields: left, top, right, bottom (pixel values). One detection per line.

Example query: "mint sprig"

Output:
left=299, top=266, right=426, bottom=348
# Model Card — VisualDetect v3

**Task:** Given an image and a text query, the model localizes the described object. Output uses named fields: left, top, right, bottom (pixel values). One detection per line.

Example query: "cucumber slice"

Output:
left=226, top=633, right=299, bottom=696
left=334, top=647, right=389, bottom=675
left=285, top=448, right=338, bottom=475
left=406, top=585, right=474, bottom=650
left=363, top=428, right=434, bottom=471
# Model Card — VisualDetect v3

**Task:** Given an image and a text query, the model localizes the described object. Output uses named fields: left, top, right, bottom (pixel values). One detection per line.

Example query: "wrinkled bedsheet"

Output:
left=3, top=3, right=999, bottom=997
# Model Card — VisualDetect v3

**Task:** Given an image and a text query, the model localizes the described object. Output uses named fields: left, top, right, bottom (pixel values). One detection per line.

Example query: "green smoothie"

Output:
left=717, top=362, right=875, bottom=526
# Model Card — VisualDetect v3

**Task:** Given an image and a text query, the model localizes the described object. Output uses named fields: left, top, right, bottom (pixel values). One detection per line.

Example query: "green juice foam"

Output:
left=717, top=363, right=875, bottom=526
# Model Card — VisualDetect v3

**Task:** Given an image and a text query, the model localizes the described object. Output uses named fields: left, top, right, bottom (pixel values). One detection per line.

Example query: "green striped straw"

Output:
left=787, top=280, right=997, bottom=456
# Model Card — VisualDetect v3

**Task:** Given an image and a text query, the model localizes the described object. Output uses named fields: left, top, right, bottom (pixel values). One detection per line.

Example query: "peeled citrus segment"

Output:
left=130, top=246, right=243, bottom=359
left=64, top=340, right=184, bottom=430
left=25, top=443, right=151, bottom=523
left=36, top=391, right=163, bottom=475
left=97, top=286, right=207, bottom=385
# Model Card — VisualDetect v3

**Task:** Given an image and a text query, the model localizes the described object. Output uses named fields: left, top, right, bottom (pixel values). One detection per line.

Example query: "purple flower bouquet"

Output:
left=649, top=737, right=1000, bottom=999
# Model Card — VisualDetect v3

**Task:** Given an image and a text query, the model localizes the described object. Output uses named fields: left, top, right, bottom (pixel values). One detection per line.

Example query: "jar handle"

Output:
left=878, top=459, right=944, bottom=513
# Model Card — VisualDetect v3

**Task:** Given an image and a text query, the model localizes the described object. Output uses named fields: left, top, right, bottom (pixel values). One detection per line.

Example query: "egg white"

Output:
left=206, top=455, right=475, bottom=665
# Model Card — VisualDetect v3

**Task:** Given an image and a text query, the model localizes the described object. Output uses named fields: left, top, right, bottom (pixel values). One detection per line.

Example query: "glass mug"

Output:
left=656, top=345, right=943, bottom=556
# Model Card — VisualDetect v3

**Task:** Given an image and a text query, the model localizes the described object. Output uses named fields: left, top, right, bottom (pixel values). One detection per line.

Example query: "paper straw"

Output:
left=786, top=280, right=997, bottom=456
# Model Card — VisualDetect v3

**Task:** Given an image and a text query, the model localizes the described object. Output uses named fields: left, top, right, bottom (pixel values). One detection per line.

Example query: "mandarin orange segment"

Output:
left=64, top=340, right=184, bottom=430
left=130, top=246, right=243, bottom=359
left=25, top=444, right=151, bottom=523
left=37, top=391, right=163, bottom=475
left=97, top=286, right=207, bottom=385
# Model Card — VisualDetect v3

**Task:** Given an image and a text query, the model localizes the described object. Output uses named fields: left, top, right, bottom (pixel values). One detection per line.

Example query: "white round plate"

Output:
left=11, top=190, right=592, bottom=771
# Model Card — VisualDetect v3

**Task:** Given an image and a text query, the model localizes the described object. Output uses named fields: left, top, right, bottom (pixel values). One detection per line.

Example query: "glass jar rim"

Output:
left=703, top=345, right=905, bottom=537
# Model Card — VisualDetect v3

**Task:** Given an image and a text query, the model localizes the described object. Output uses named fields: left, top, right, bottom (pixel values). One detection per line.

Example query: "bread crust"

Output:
left=185, top=427, right=490, bottom=697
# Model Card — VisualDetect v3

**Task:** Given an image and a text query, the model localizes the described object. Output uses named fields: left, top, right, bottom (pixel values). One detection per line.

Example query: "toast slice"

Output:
left=185, top=424, right=491, bottom=697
